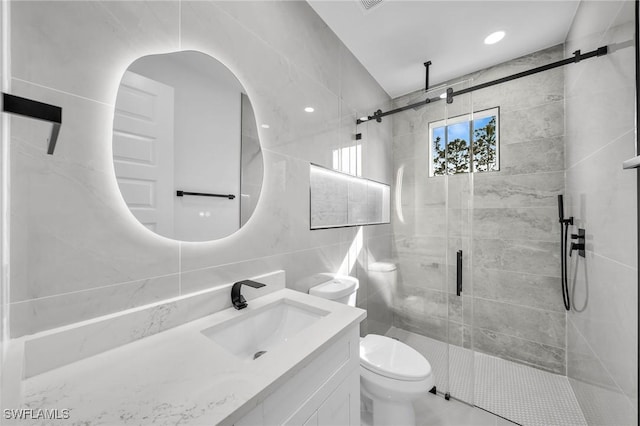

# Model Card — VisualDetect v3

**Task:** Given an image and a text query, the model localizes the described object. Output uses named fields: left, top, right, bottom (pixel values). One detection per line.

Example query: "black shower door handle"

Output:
left=456, top=250, right=463, bottom=296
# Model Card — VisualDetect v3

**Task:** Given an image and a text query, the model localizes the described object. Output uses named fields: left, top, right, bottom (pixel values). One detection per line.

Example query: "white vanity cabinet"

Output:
left=234, top=325, right=360, bottom=426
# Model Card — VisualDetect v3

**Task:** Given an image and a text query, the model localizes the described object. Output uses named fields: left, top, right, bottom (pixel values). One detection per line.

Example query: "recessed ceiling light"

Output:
left=304, top=107, right=315, bottom=113
left=261, top=124, right=270, bottom=129
left=484, top=31, right=505, bottom=45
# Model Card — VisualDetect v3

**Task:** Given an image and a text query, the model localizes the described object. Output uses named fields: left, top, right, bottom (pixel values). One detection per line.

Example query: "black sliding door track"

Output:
left=357, top=46, right=608, bottom=125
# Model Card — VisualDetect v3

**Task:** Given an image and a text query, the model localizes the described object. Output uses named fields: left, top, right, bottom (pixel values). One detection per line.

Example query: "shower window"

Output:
left=429, top=107, right=499, bottom=176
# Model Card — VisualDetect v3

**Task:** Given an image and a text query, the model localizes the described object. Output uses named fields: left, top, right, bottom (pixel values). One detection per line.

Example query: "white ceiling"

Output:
left=308, top=0, right=580, bottom=98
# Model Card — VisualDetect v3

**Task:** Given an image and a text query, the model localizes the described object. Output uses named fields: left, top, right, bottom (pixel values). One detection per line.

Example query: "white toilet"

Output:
left=309, top=269, right=434, bottom=426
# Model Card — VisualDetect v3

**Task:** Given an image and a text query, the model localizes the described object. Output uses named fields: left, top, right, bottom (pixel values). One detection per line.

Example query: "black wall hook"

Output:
left=2, top=93, right=62, bottom=155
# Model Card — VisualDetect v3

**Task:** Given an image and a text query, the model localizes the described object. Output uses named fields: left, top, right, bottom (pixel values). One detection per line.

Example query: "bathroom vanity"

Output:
left=4, top=272, right=365, bottom=425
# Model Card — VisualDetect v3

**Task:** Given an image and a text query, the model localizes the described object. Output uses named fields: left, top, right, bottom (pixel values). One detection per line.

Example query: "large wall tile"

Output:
left=565, top=88, right=634, bottom=168
left=498, top=136, right=564, bottom=175
left=500, top=101, right=564, bottom=145
left=10, top=134, right=179, bottom=302
left=391, top=46, right=567, bottom=374
left=473, top=327, right=565, bottom=374
left=10, top=1, right=393, bottom=337
left=472, top=207, right=559, bottom=241
left=212, top=1, right=342, bottom=97
left=570, top=251, right=637, bottom=401
left=473, top=172, right=564, bottom=209
left=12, top=1, right=180, bottom=104
left=569, top=377, right=637, bottom=426
left=473, top=298, right=565, bottom=348
left=473, top=238, right=560, bottom=277
left=566, top=132, right=636, bottom=268
left=564, top=2, right=637, bottom=420
left=473, top=268, right=565, bottom=313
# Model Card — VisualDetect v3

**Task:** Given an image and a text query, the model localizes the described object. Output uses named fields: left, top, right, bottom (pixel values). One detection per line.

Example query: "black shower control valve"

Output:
left=570, top=228, right=586, bottom=258
left=570, top=243, right=585, bottom=257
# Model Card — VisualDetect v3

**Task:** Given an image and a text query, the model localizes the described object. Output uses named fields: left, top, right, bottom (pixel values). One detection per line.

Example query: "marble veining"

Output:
left=13, top=289, right=365, bottom=426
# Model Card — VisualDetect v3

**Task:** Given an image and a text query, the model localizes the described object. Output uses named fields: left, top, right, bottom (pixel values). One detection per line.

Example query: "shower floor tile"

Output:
left=386, top=327, right=587, bottom=426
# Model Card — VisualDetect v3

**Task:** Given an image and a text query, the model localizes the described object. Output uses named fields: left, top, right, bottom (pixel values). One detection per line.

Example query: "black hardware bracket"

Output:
left=424, top=60, right=432, bottom=92
left=176, top=190, right=235, bottom=200
left=356, top=46, right=608, bottom=125
left=2, top=93, right=62, bottom=155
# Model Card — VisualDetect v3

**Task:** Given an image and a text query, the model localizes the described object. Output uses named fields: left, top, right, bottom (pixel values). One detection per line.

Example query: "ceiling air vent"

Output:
left=359, top=0, right=383, bottom=12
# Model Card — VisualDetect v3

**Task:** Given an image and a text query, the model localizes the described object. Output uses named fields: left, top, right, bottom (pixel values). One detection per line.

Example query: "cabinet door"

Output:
left=317, top=372, right=359, bottom=426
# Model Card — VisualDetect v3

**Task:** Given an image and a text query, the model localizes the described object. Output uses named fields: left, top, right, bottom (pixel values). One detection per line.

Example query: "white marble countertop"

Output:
left=18, top=289, right=366, bottom=426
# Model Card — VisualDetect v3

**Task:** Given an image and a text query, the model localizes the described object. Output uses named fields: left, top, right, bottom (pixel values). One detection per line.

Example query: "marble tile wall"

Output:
left=391, top=45, right=568, bottom=374
left=8, top=1, right=393, bottom=338
left=240, top=93, right=263, bottom=227
left=564, top=1, right=637, bottom=424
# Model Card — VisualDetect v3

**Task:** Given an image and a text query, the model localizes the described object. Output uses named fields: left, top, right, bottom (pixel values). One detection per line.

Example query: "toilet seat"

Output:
left=359, top=334, right=432, bottom=382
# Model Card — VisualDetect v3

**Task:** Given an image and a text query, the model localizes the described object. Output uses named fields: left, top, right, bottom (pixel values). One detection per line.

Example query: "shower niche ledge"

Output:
left=6, top=272, right=366, bottom=426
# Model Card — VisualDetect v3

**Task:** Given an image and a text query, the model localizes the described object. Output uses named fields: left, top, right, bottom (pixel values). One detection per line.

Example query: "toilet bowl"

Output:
left=360, top=334, right=433, bottom=426
left=308, top=270, right=433, bottom=426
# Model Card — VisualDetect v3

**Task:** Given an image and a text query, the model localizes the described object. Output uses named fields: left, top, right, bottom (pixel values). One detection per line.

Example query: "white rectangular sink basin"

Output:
left=201, top=299, right=329, bottom=361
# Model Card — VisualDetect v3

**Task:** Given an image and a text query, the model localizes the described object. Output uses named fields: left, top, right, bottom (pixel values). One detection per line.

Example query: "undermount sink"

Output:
left=201, top=298, right=329, bottom=361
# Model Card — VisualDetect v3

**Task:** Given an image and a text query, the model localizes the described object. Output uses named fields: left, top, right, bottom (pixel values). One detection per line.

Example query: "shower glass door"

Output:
left=442, top=80, right=475, bottom=405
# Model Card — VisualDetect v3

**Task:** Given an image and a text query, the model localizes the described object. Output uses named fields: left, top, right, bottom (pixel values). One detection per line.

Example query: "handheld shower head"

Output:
left=558, top=194, right=564, bottom=223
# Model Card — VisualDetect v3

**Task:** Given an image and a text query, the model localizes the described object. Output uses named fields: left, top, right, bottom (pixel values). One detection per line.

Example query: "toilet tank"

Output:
left=368, top=262, right=397, bottom=306
left=368, top=261, right=397, bottom=287
left=309, top=275, right=359, bottom=306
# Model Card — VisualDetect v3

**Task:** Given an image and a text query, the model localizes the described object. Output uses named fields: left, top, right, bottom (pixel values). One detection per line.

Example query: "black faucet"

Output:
left=231, top=280, right=266, bottom=310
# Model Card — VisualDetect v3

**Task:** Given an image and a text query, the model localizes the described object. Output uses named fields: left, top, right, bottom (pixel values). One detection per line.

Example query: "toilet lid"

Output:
left=359, top=335, right=432, bottom=382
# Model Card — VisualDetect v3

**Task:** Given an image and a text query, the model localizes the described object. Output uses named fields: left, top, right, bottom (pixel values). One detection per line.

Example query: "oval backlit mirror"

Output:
left=112, top=51, right=263, bottom=242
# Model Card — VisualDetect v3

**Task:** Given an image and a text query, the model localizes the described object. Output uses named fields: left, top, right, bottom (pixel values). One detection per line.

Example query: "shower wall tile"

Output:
left=471, top=65, right=563, bottom=112
left=10, top=1, right=393, bottom=337
left=473, top=268, right=565, bottom=313
left=498, top=136, right=564, bottom=175
left=393, top=131, right=429, bottom=162
left=565, top=88, right=634, bottom=169
left=413, top=208, right=447, bottom=237
left=569, top=377, right=637, bottom=426
left=395, top=255, right=447, bottom=292
left=393, top=309, right=448, bottom=343
left=472, top=208, right=559, bottom=241
left=473, top=298, right=565, bottom=348
left=473, top=239, right=560, bottom=277
left=565, top=2, right=636, bottom=422
left=566, top=318, right=620, bottom=392
left=473, top=171, right=564, bottom=209
left=472, top=327, right=565, bottom=374
left=391, top=44, right=567, bottom=373
left=566, top=131, right=636, bottom=268
left=570, top=250, right=637, bottom=401
left=500, top=101, right=564, bottom=145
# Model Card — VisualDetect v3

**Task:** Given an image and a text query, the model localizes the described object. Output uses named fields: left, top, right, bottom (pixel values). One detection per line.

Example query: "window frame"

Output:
left=428, top=107, right=500, bottom=177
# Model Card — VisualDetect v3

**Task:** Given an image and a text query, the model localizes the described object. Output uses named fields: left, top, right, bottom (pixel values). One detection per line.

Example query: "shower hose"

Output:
left=560, top=221, right=571, bottom=311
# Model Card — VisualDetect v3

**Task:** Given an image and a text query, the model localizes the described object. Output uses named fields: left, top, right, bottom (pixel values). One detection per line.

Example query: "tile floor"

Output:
left=413, top=392, right=516, bottom=426
left=386, top=327, right=587, bottom=426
